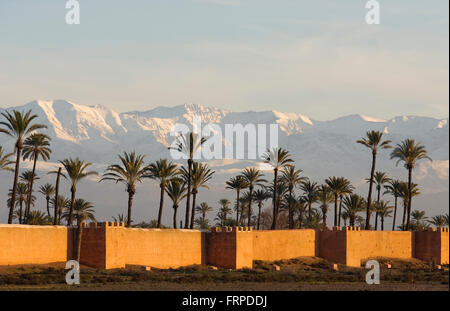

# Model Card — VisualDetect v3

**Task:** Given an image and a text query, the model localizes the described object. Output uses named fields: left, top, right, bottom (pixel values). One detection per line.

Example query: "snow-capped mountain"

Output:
left=0, top=100, right=448, bottom=224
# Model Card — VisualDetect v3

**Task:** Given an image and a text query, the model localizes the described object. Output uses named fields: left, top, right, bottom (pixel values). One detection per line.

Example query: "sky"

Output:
left=0, top=0, right=448, bottom=120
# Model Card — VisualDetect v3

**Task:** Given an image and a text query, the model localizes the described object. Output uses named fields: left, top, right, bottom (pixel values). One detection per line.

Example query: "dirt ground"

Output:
left=0, top=257, right=448, bottom=291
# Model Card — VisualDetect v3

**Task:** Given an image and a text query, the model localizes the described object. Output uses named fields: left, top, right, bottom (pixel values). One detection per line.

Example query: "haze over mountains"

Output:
left=0, top=100, right=448, bottom=226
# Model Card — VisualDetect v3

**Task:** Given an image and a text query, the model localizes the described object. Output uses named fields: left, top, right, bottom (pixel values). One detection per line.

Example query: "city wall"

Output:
left=0, top=224, right=448, bottom=269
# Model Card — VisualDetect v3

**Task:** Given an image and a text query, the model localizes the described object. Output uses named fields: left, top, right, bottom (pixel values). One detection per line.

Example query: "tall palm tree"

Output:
left=196, top=202, right=213, bottom=226
left=170, top=131, right=208, bottom=229
left=325, top=177, right=353, bottom=227
left=263, top=148, right=293, bottom=229
left=58, top=158, right=98, bottom=226
left=300, top=180, right=319, bottom=223
left=22, top=133, right=51, bottom=218
left=0, top=146, right=14, bottom=171
left=357, top=130, right=392, bottom=229
left=19, top=170, right=39, bottom=222
left=165, top=178, right=187, bottom=228
left=240, top=167, right=267, bottom=227
left=101, top=152, right=147, bottom=227
left=342, top=194, right=366, bottom=226
left=428, top=215, right=446, bottom=229
left=51, top=167, right=62, bottom=225
left=225, top=176, right=248, bottom=225
left=391, top=139, right=432, bottom=230
left=181, top=162, right=214, bottom=229
left=384, top=179, right=402, bottom=230
left=39, top=183, right=55, bottom=217
left=281, top=165, right=306, bottom=229
left=254, top=188, right=270, bottom=230
left=336, top=178, right=354, bottom=227
left=63, top=199, right=95, bottom=261
left=0, top=110, right=47, bottom=223
left=398, top=182, right=420, bottom=230
left=317, top=185, right=333, bottom=227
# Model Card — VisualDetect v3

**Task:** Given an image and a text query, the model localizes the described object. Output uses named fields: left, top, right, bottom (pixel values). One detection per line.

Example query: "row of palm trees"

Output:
left=0, top=110, right=444, bottom=233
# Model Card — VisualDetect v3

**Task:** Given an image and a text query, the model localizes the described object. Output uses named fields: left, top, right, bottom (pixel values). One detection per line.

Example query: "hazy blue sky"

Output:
left=0, top=0, right=448, bottom=120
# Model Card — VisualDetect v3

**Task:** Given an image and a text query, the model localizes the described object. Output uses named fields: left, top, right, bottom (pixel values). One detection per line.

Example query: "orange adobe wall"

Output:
left=80, top=222, right=205, bottom=269
left=0, top=225, right=69, bottom=265
left=253, top=229, right=316, bottom=261
left=413, top=228, right=449, bottom=265
left=345, top=228, right=412, bottom=267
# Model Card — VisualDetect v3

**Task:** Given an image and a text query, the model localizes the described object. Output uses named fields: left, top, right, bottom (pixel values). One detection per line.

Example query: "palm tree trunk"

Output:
left=19, top=201, right=23, bottom=224
left=322, top=208, right=327, bottom=227
left=46, top=197, right=51, bottom=217
left=25, top=156, right=38, bottom=222
left=365, top=151, right=377, bottom=230
left=298, top=207, right=304, bottom=229
left=334, top=194, right=338, bottom=227
left=53, top=167, right=61, bottom=225
left=184, top=159, right=193, bottom=229
left=271, top=168, right=278, bottom=230
left=402, top=200, right=407, bottom=230
left=190, top=190, right=197, bottom=229
left=8, top=147, right=22, bottom=224
left=157, top=184, right=165, bottom=228
left=235, top=190, right=240, bottom=225
left=392, top=195, right=398, bottom=231
left=173, top=205, right=178, bottom=228
left=288, top=188, right=293, bottom=229
left=381, top=217, right=384, bottom=231
left=257, top=202, right=262, bottom=230
left=75, top=219, right=83, bottom=262
left=248, top=187, right=253, bottom=227
left=374, top=213, right=378, bottom=230
left=68, top=186, right=76, bottom=226
left=127, top=191, right=134, bottom=228
left=406, top=168, right=413, bottom=231
left=337, top=196, right=343, bottom=227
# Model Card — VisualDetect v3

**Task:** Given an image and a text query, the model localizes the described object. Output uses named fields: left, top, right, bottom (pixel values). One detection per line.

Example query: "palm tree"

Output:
left=226, top=176, right=248, bottom=225
left=428, top=215, right=446, bottom=229
left=19, top=170, right=39, bottom=222
left=240, top=167, right=267, bottom=227
left=165, top=178, right=187, bottom=228
left=145, top=158, right=179, bottom=229
left=22, top=133, right=51, bottom=218
left=398, top=182, right=420, bottom=230
left=444, top=214, right=449, bottom=227
left=342, top=194, right=366, bottom=226
left=300, top=180, right=319, bottom=223
left=112, top=214, right=130, bottom=224
left=391, top=139, right=432, bottom=230
left=281, top=165, right=306, bottom=229
left=0, top=110, right=47, bottom=223
left=170, top=131, right=208, bottom=229
left=0, top=146, right=14, bottom=171
left=196, top=202, right=213, bottom=226
left=50, top=195, right=71, bottom=225
left=325, top=176, right=353, bottom=227
left=337, top=178, right=354, bottom=227
left=101, top=152, right=147, bottom=227
left=63, top=199, right=95, bottom=261
left=368, top=171, right=390, bottom=230
left=411, top=210, right=428, bottom=230
left=51, top=167, right=62, bottom=225
left=58, top=158, right=98, bottom=226
left=181, top=162, right=214, bottom=229
left=262, top=148, right=293, bottom=229
left=357, top=130, right=392, bottom=229
left=254, top=188, right=270, bottom=230
left=317, top=185, right=333, bottom=227
left=27, top=210, right=51, bottom=225
left=384, top=179, right=402, bottom=230
left=217, top=199, right=232, bottom=226
left=8, top=183, right=30, bottom=224
left=374, top=200, right=393, bottom=230
left=39, top=183, right=55, bottom=217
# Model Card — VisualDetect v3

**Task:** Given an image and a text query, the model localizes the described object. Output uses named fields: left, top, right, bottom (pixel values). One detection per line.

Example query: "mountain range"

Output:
left=0, top=100, right=448, bottom=226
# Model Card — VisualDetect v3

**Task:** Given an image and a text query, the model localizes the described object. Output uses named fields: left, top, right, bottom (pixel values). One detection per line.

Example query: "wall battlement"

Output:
left=0, top=224, right=448, bottom=269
